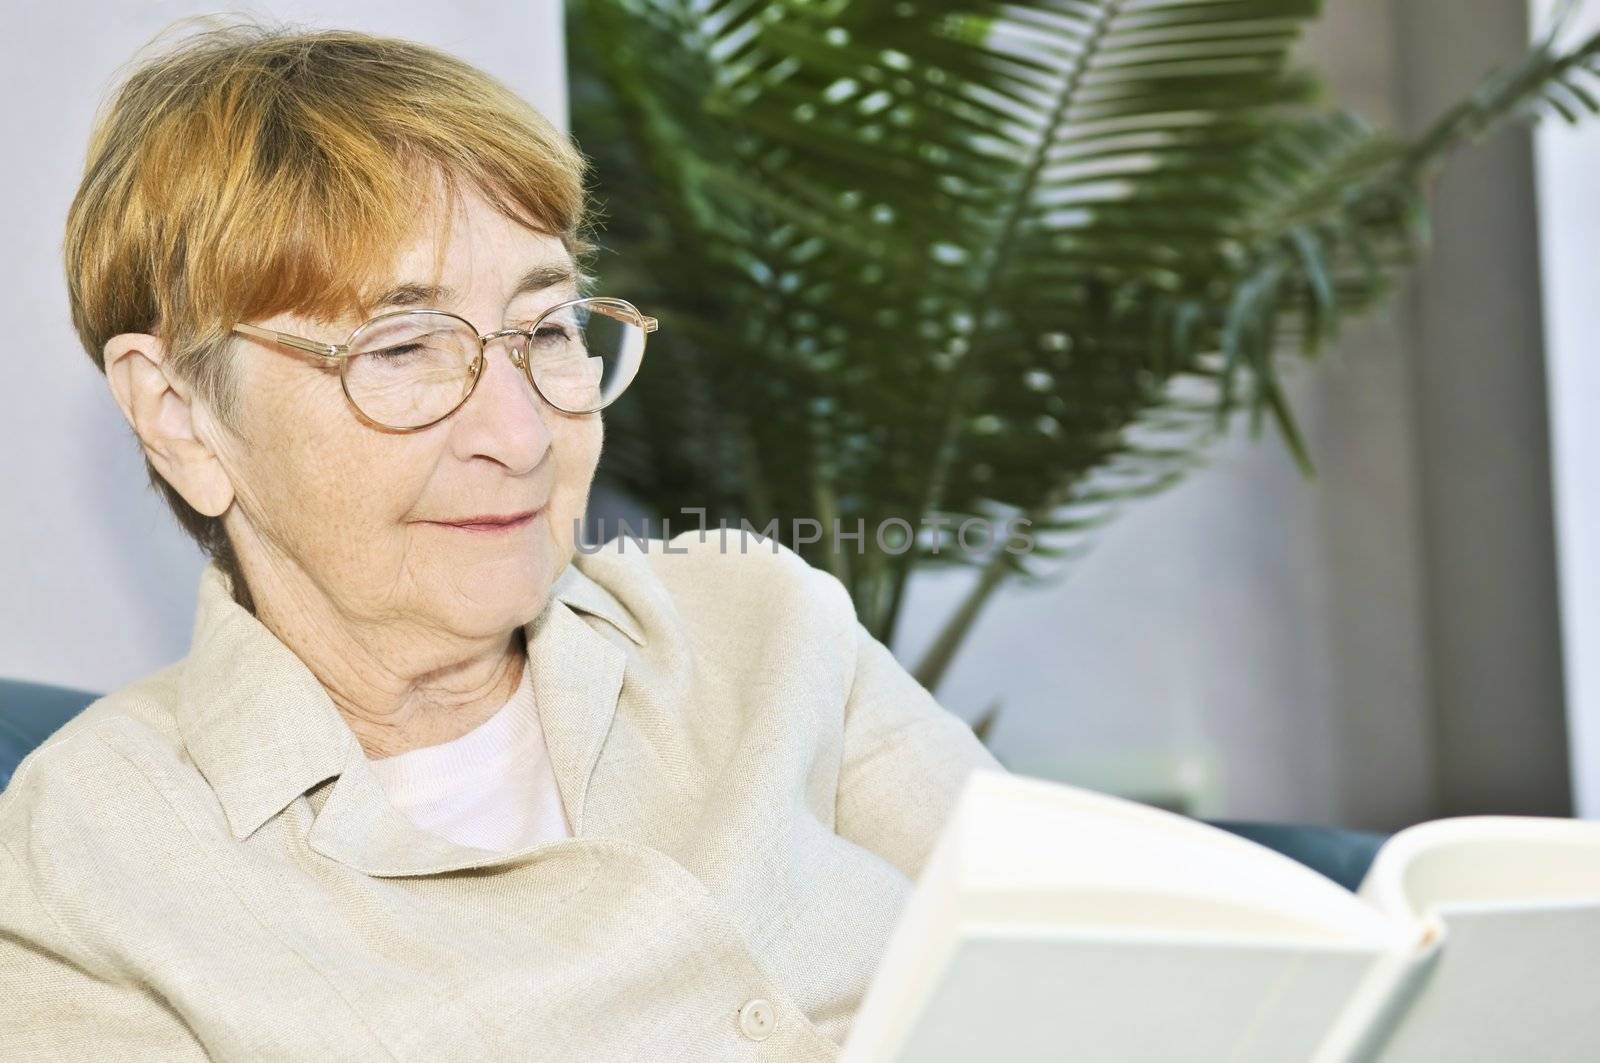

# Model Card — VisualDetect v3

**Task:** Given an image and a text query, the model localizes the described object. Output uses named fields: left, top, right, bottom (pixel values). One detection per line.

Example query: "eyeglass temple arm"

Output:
left=586, top=303, right=658, bottom=333
left=232, top=304, right=657, bottom=354
left=231, top=322, right=346, bottom=360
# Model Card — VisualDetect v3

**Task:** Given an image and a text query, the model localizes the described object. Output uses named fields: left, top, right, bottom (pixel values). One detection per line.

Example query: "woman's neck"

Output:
left=234, top=554, right=530, bottom=760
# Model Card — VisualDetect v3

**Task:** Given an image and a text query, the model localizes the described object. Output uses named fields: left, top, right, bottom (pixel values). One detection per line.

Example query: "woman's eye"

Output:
left=370, top=343, right=423, bottom=360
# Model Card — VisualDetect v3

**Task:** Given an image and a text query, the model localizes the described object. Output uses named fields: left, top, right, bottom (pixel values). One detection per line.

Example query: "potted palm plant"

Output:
left=566, top=0, right=1600, bottom=712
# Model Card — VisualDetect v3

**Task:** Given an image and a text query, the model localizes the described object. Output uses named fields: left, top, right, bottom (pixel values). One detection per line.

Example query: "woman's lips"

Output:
left=430, top=509, right=542, bottom=533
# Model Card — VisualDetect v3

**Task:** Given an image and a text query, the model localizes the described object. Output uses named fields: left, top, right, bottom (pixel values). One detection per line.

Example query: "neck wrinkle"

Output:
left=235, top=548, right=529, bottom=759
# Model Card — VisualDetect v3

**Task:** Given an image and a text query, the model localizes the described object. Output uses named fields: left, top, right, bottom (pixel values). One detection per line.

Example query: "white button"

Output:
left=738, top=997, right=775, bottom=1041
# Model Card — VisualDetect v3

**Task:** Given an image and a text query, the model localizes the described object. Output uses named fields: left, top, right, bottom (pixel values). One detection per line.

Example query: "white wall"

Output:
left=1530, top=0, right=1600, bottom=817
left=0, top=1, right=567, bottom=692
left=1391, top=0, right=1569, bottom=819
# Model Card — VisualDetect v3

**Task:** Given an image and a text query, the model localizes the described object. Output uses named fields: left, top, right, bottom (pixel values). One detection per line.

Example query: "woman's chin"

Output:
left=433, top=557, right=555, bottom=633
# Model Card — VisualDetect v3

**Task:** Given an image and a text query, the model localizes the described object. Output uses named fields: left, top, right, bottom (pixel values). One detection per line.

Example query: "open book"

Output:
left=840, top=769, right=1600, bottom=1062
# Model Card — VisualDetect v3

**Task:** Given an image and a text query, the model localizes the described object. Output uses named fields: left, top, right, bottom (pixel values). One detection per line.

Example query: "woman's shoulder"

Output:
left=576, top=524, right=853, bottom=611
left=571, top=526, right=861, bottom=654
left=0, top=664, right=190, bottom=841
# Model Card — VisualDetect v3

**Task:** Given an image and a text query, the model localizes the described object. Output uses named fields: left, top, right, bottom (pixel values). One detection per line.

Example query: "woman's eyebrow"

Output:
left=510, top=261, right=580, bottom=298
left=367, top=261, right=580, bottom=312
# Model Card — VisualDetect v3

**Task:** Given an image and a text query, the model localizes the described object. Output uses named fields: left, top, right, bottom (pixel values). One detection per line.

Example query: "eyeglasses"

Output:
left=230, top=296, right=657, bottom=431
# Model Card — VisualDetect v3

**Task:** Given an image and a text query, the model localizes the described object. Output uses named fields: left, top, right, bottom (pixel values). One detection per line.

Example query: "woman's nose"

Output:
left=448, top=333, right=553, bottom=472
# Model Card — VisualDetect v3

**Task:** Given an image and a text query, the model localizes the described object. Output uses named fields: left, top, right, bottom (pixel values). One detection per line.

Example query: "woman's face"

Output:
left=215, top=185, right=603, bottom=640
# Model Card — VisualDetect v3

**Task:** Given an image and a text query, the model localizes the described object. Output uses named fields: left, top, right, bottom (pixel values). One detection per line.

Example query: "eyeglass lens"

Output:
left=342, top=300, right=644, bottom=429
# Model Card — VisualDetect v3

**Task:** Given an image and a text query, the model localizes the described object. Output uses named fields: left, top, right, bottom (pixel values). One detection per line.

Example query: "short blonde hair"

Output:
left=64, top=19, right=598, bottom=583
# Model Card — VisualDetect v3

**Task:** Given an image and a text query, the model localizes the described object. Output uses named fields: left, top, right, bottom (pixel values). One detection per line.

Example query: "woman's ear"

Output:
left=103, top=334, right=236, bottom=518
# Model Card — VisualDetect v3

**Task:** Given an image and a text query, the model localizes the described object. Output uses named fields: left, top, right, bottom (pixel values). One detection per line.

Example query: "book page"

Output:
left=1351, top=817, right=1600, bottom=1061
left=1360, top=816, right=1600, bottom=917
left=961, top=770, right=1413, bottom=945
left=842, top=770, right=1422, bottom=1063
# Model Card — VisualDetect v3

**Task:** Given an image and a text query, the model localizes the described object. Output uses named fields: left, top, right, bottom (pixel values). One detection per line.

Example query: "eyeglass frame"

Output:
left=229, top=295, right=658, bottom=432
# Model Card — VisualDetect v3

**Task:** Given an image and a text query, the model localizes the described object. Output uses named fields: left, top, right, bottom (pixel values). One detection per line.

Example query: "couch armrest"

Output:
left=0, top=679, right=100, bottom=791
left=1204, top=819, right=1388, bottom=892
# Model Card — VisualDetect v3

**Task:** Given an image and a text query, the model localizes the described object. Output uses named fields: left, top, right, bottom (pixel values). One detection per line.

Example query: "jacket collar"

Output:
left=175, top=558, right=643, bottom=872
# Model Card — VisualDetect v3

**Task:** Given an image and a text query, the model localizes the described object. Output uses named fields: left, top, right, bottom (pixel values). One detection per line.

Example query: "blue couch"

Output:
left=1, top=678, right=101, bottom=792
left=0, top=679, right=1386, bottom=889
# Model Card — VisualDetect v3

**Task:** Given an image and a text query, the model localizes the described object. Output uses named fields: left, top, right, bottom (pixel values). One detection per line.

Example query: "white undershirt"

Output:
left=366, top=660, right=572, bottom=853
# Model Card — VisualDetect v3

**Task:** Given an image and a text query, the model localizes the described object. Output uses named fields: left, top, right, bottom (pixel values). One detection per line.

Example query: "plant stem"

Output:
left=885, top=2, right=1124, bottom=652
left=734, top=412, right=776, bottom=533
left=910, top=541, right=1015, bottom=693
left=1404, top=26, right=1600, bottom=178
left=911, top=489, right=1067, bottom=691
left=811, top=472, right=850, bottom=587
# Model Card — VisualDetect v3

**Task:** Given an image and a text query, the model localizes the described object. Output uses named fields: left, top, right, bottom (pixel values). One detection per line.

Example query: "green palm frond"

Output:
left=568, top=0, right=1600, bottom=690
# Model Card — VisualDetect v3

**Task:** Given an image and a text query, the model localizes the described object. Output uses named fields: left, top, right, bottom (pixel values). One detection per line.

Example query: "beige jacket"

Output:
left=0, top=531, right=1003, bottom=1061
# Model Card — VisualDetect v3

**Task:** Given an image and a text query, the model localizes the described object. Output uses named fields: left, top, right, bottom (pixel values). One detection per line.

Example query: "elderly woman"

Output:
left=0, top=22, right=1002, bottom=1062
